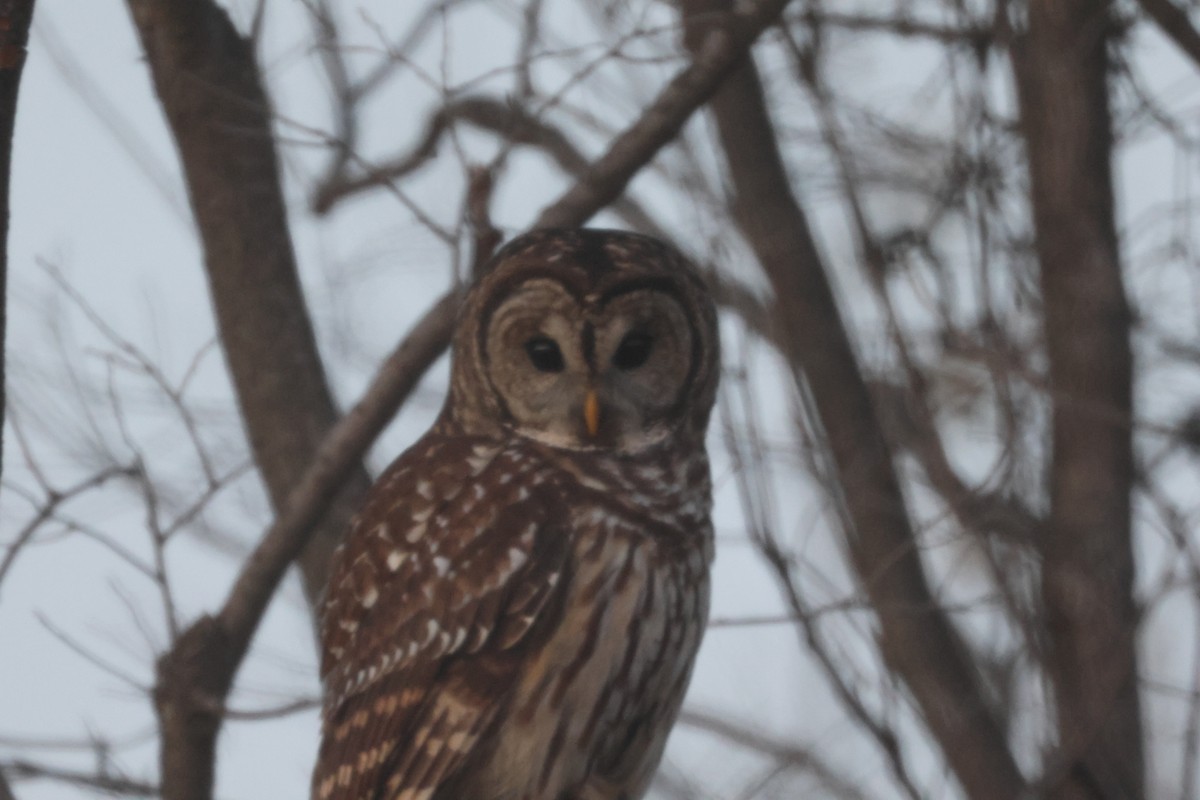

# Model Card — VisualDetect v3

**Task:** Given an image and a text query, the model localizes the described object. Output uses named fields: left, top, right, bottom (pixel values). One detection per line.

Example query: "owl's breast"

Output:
left=466, top=503, right=711, bottom=799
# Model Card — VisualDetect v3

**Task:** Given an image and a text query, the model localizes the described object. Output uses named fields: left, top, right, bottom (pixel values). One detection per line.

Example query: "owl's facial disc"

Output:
left=483, top=279, right=694, bottom=452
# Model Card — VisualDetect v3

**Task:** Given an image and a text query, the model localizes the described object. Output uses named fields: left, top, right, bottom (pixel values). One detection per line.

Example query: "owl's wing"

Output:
left=313, top=435, right=568, bottom=800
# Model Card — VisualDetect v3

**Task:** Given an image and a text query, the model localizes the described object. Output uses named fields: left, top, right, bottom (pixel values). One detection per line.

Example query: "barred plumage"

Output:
left=313, top=229, right=720, bottom=800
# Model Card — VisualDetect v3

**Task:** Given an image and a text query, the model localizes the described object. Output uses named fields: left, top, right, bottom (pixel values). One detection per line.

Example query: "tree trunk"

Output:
left=125, top=4, right=372, bottom=798
left=1016, top=2, right=1144, bottom=797
left=124, top=0, right=372, bottom=613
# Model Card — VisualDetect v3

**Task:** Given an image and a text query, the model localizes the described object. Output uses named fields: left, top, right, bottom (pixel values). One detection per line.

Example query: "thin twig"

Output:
left=535, top=0, right=795, bottom=228
left=2, top=760, right=157, bottom=798
left=0, top=464, right=134, bottom=594
left=36, top=614, right=149, bottom=693
left=679, top=709, right=870, bottom=800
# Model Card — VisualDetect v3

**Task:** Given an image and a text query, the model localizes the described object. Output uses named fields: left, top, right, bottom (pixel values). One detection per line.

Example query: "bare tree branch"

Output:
left=216, top=288, right=459, bottom=653
left=0, top=0, right=36, bottom=483
left=124, top=0, right=374, bottom=616
left=147, top=286, right=456, bottom=800
left=535, top=0, right=795, bottom=229
left=679, top=710, right=869, bottom=800
left=0, top=725, right=157, bottom=800
left=0, top=463, right=134, bottom=595
left=313, top=95, right=661, bottom=234
left=720, top=386, right=924, bottom=800
left=783, top=23, right=1039, bottom=550
left=1015, top=1, right=1143, bottom=797
left=0, top=769, right=15, bottom=800
left=784, top=25, right=1048, bottom=671
left=679, top=2, right=1027, bottom=797
left=1137, top=0, right=1200, bottom=70
left=793, top=8, right=995, bottom=47
left=3, top=759, right=157, bottom=797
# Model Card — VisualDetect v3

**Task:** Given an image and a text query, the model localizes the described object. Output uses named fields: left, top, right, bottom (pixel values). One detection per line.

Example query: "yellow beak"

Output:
left=583, top=389, right=601, bottom=437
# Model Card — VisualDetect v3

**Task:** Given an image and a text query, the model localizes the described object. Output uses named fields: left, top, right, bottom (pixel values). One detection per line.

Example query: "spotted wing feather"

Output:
left=313, top=433, right=567, bottom=800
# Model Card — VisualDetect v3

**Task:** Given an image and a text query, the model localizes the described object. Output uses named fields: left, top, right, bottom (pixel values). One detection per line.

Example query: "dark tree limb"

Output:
left=122, top=1, right=369, bottom=797
left=1137, top=0, right=1200, bottom=70
left=0, top=0, right=36, bottom=484
left=135, top=0, right=795, bottom=796
left=1015, top=2, right=1143, bottom=797
left=124, top=0, right=373, bottom=615
left=678, top=2, right=1027, bottom=797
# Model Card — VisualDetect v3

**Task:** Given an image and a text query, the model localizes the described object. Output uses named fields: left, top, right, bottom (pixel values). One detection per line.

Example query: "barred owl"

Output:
left=313, top=228, right=720, bottom=800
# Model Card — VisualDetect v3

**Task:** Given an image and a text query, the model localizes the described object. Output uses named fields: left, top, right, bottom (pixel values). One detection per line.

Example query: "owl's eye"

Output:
left=613, top=330, right=653, bottom=370
left=524, top=336, right=566, bottom=373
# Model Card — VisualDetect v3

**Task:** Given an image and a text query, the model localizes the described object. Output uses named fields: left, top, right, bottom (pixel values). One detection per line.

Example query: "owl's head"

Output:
left=446, top=228, right=720, bottom=454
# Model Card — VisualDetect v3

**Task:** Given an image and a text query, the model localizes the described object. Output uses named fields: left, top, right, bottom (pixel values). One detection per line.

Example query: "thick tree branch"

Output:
left=679, top=2, right=1027, bottom=797
left=1015, top=2, right=1143, bottom=797
left=0, top=0, right=36, bottom=483
left=124, top=0, right=373, bottom=615
left=1137, top=0, right=1200, bottom=70
left=121, top=1, right=370, bottom=796
left=135, top=1, right=794, bottom=797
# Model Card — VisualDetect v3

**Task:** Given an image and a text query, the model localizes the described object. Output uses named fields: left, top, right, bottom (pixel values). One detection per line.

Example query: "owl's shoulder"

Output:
left=318, top=432, right=570, bottom=685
